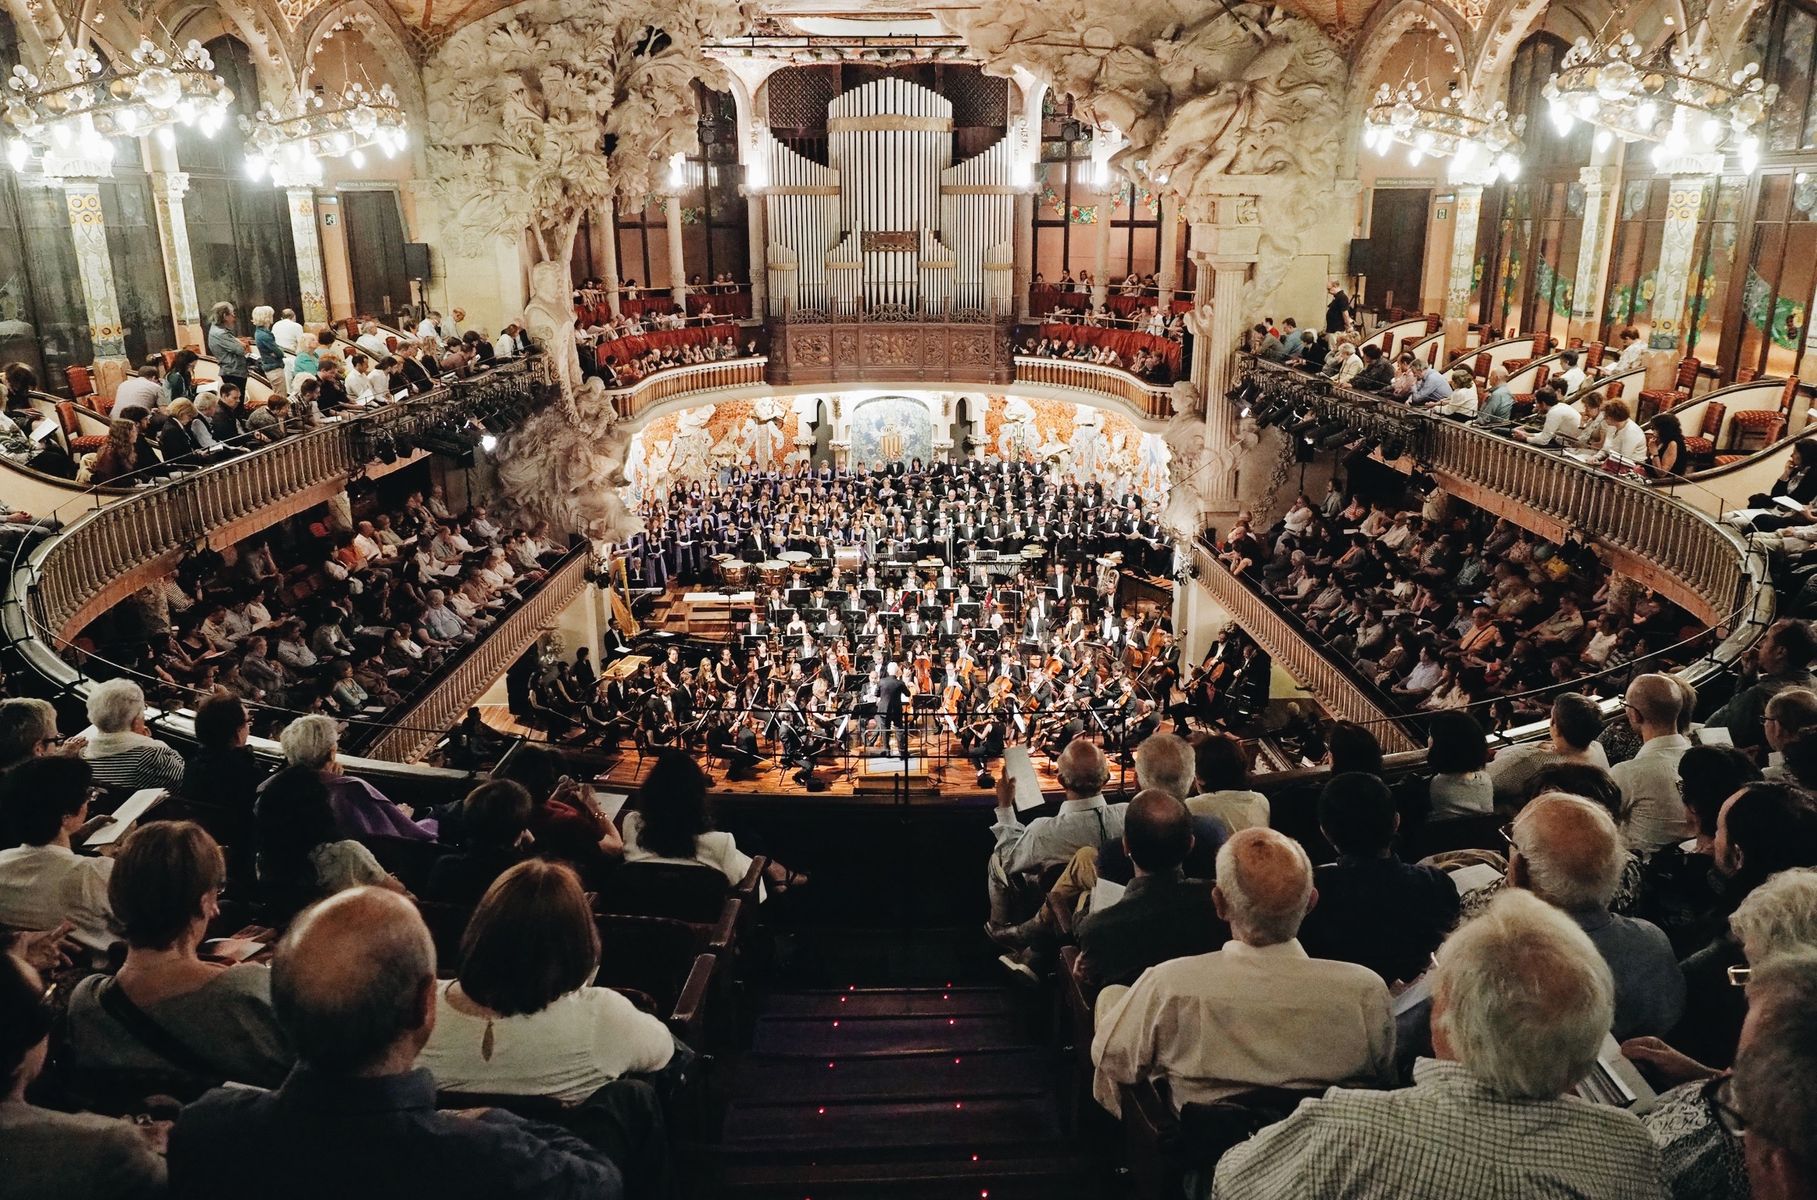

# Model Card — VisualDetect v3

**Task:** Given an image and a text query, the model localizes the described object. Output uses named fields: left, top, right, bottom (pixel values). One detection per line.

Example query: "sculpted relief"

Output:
left=943, top=0, right=1348, bottom=313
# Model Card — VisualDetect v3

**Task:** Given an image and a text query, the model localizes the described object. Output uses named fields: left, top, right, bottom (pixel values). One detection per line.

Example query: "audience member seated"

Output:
left=80, top=679, right=185, bottom=792
left=1072, top=789, right=1225, bottom=994
left=178, top=696, right=268, bottom=865
left=0, top=696, right=72, bottom=776
left=0, top=950, right=168, bottom=1200
left=1090, top=827, right=1395, bottom=1115
left=1299, top=773, right=1460, bottom=985
left=1214, top=891, right=1665, bottom=1199
left=1486, top=692, right=1610, bottom=804
left=1727, top=949, right=1817, bottom=1200
left=65, top=821, right=291, bottom=1087
left=987, top=738, right=1124, bottom=926
left=167, top=887, right=628, bottom=1199
left=424, top=781, right=534, bottom=906
left=253, top=766, right=405, bottom=912
left=489, top=746, right=622, bottom=867
left=0, top=756, right=116, bottom=953
left=1184, top=733, right=1270, bottom=835
left=1638, top=745, right=1762, bottom=952
left=1613, top=673, right=1696, bottom=851
left=1506, top=792, right=1684, bottom=1038
left=1419, top=710, right=1493, bottom=820
left=620, top=750, right=800, bottom=893
left=418, top=859, right=677, bottom=1102
left=274, top=715, right=434, bottom=843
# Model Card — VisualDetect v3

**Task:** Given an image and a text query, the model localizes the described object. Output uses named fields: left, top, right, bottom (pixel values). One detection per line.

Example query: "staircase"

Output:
left=717, top=985, right=1105, bottom=1199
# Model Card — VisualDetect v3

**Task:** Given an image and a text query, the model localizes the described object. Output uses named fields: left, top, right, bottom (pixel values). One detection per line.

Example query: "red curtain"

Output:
left=1035, top=323, right=1181, bottom=374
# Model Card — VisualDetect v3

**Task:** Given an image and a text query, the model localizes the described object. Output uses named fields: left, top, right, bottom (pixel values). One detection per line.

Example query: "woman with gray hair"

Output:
left=207, top=300, right=249, bottom=399
left=250, top=304, right=284, bottom=383
left=79, top=678, right=184, bottom=791
left=269, top=714, right=435, bottom=843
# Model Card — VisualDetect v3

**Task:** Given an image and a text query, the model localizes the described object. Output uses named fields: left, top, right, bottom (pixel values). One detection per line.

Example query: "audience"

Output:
left=167, top=887, right=628, bottom=1198
left=1486, top=692, right=1609, bottom=803
left=1505, top=792, right=1685, bottom=1038
left=1728, top=950, right=1817, bottom=1200
left=621, top=750, right=799, bottom=892
left=81, top=679, right=185, bottom=792
left=65, top=821, right=291, bottom=1086
left=424, top=781, right=534, bottom=906
left=1214, top=891, right=1664, bottom=1199
left=988, top=738, right=1124, bottom=926
left=273, top=715, right=434, bottom=843
left=1613, top=673, right=1695, bottom=851
left=0, top=755, right=116, bottom=952
left=417, top=859, right=677, bottom=1101
left=1091, top=827, right=1395, bottom=1115
left=0, top=950, right=168, bottom=1200
left=253, top=766, right=403, bottom=912
left=1298, top=772, right=1460, bottom=984
left=1184, top=733, right=1270, bottom=834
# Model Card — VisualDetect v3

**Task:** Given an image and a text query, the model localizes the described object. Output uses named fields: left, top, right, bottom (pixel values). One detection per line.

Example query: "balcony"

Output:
left=1012, top=356, right=1172, bottom=420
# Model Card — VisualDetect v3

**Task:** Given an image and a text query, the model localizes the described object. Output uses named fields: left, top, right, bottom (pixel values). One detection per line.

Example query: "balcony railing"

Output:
left=23, top=359, right=539, bottom=646
left=1241, top=359, right=1759, bottom=627
left=363, top=549, right=591, bottom=764
left=603, top=357, right=769, bottom=421
left=1191, top=542, right=1423, bottom=753
left=1012, top=356, right=1172, bottom=420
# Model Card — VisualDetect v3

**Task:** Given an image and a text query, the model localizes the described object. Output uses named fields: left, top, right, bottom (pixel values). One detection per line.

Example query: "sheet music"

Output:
left=1448, top=862, right=1503, bottom=894
left=1091, top=877, right=1126, bottom=912
left=83, top=788, right=164, bottom=847
left=1004, top=745, right=1044, bottom=813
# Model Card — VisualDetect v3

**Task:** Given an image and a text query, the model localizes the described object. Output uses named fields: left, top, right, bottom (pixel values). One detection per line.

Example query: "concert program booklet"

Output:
left=1003, top=745, right=1045, bottom=813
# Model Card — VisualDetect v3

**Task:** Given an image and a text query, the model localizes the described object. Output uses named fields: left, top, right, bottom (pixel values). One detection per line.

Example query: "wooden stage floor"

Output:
left=473, top=703, right=1117, bottom=805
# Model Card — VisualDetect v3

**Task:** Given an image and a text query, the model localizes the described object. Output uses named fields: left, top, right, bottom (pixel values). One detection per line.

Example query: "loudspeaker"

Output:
left=403, top=242, right=431, bottom=281
left=1348, top=238, right=1374, bottom=277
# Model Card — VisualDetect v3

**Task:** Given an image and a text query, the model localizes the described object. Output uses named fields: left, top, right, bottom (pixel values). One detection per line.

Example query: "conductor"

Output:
left=877, top=661, right=912, bottom=758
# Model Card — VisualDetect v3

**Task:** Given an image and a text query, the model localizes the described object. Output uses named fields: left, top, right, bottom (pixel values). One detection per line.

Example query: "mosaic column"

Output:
left=665, top=194, right=688, bottom=307
left=151, top=171, right=202, bottom=346
left=1647, top=175, right=1710, bottom=353
left=1442, top=183, right=1484, bottom=347
left=1156, top=209, right=1180, bottom=302
left=62, top=179, right=127, bottom=365
left=1570, top=161, right=1624, bottom=343
left=1090, top=189, right=1114, bottom=309
left=285, top=187, right=329, bottom=326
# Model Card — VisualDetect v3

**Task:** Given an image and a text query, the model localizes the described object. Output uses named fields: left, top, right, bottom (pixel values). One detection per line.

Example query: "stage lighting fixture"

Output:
left=480, top=433, right=498, bottom=453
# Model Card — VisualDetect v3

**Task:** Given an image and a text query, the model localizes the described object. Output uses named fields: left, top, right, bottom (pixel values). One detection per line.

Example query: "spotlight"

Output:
left=480, top=433, right=498, bottom=454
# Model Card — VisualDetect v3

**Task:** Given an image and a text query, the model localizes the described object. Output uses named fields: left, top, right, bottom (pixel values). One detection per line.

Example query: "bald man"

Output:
left=1508, top=793, right=1684, bottom=1039
left=986, top=737, right=1125, bottom=925
left=169, top=888, right=626, bottom=1200
left=1091, top=828, right=1395, bottom=1116
left=1611, top=673, right=1694, bottom=851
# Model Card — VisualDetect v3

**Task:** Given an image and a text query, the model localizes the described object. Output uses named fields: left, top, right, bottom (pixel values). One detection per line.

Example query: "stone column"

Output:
left=1570, top=157, right=1624, bottom=344
left=1156, top=207, right=1180, bottom=302
left=742, top=122, right=769, bottom=318
left=1442, top=183, right=1484, bottom=350
left=151, top=171, right=202, bottom=347
left=665, top=194, right=688, bottom=307
left=61, top=178, right=128, bottom=372
left=597, top=198, right=621, bottom=318
left=1014, top=189, right=1035, bottom=322
left=285, top=187, right=329, bottom=326
left=1090, top=187, right=1115, bottom=309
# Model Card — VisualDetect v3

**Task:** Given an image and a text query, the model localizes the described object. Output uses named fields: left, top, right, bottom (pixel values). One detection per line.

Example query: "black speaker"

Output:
left=1348, top=238, right=1374, bottom=277
left=403, top=242, right=431, bottom=280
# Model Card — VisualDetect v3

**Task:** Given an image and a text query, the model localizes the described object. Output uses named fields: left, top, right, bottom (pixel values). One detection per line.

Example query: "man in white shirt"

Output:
left=343, top=352, right=374, bottom=404
left=1555, top=349, right=1588, bottom=396
left=1487, top=693, right=1610, bottom=803
left=987, top=738, right=1125, bottom=925
left=1213, top=891, right=1664, bottom=1200
left=271, top=308, right=305, bottom=356
left=1513, top=388, right=1582, bottom=447
left=416, top=311, right=444, bottom=341
left=355, top=320, right=391, bottom=362
left=1091, top=827, right=1394, bottom=1115
left=493, top=324, right=522, bottom=359
left=0, top=755, right=117, bottom=952
left=1611, top=327, right=1646, bottom=373
left=1600, top=398, right=1648, bottom=465
left=1610, top=672, right=1694, bottom=850
left=114, top=363, right=163, bottom=412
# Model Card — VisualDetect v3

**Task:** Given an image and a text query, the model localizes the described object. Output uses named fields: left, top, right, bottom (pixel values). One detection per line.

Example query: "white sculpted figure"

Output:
left=998, top=396, right=1039, bottom=460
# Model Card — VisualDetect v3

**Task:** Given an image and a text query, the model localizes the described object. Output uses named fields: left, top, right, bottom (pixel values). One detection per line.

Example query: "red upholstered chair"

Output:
left=1604, top=381, right=1625, bottom=400
left=1474, top=353, right=1491, bottom=379
left=1738, top=367, right=1758, bottom=383
left=66, top=365, right=96, bottom=407
left=1638, top=357, right=1700, bottom=422
left=1725, top=378, right=1798, bottom=453
left=1585, top=341, right=1605, bottom=369
left=56, top=401, right=105, bottom=453
left=1680, top=401, right=1725, bottom=466
left=1531, top=333, right=1552, bottom=358
left=1425, top=313, right=1443, bottom=333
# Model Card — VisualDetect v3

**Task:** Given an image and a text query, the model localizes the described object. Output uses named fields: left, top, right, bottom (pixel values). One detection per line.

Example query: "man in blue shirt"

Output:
left=1409, top=360, right=1453, bottom=406
left=1475, top=365, right=1515, bottom=430
left=169, top=887, right=625, bottom=1200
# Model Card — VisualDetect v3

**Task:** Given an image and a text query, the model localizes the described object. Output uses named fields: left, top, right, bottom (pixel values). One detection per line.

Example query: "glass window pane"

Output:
left=1771, top=7, right=1817, bottom=152
left=100, top=174, right=175, bottom=367
left=18, top=182, right=91, bottom=383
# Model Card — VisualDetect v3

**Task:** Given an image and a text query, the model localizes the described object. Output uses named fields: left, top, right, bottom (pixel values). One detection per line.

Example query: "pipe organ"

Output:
left=758, top=78, right=1019, bottom=319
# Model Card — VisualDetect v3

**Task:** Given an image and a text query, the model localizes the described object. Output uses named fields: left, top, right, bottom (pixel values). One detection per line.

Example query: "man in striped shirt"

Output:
left=77, top=678, right=183, bottom=792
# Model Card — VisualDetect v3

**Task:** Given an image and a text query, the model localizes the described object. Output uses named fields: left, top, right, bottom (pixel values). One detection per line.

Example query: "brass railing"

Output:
left=605, top=357, right=769, bottom=420
left=26, top=359, right=539, bottom=646
left=1242, top=359, right=1754, bottom=625
left=1012, top=356, right=1172, bottom=420
left=363, top=549, right=590, bottom=764
left=1191, top=543, right=1423, bottom=753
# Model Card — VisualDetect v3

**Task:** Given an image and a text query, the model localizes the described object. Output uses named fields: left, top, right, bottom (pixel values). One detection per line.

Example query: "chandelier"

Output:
left=2, top=38, right=233, bottom=173
left=1541, top=25, right=1776, bottom=171
left=244, top=81, right=408, bottom=188
left=1362, top=81, right=1525, bottom=181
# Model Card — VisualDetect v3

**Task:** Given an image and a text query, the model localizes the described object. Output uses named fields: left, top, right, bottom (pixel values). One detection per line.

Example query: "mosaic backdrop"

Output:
left=849, top=396, right=935, bottom=468
left=979, top=395, right=1170, bottom=502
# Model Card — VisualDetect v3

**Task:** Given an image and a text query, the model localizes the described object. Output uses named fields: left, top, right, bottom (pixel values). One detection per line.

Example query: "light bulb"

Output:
left=6, top=139, right=26, bottom=171
left=1635, top=100, right=1658, bottom=128
left=350, top=148, right=365, bottom=168
left=1498, top=153, right=1520, bottom=180
left=1409, top=148, right=1423, bottom=165
left=480, top=433, right=498, bottom=453
left=156, top=127, right=175, bottom=149
left=1651, top=142, right=1671, bottom=168
left=1700, top=116, right=1722, bottom=146
left=246, top=155, right=266, bottom=180
left=1453, top=140, right=1477, bottom=168
left=1594, top=129, right=1613, bottom=152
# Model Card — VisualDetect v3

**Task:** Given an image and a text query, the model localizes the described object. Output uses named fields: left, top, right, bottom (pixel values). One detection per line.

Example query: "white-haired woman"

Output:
left=250, top=304, right=284, bottom=384
left=274, top=713, right=436, bottom=843
left=81, top=678, right=184, bottom=790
